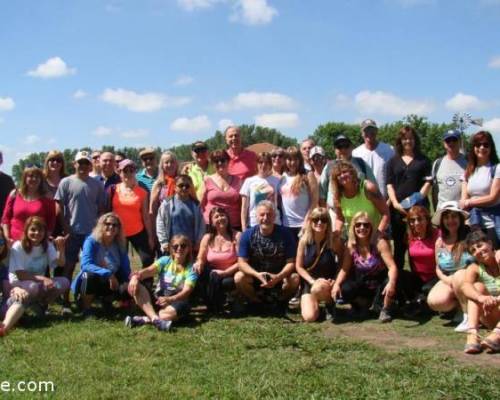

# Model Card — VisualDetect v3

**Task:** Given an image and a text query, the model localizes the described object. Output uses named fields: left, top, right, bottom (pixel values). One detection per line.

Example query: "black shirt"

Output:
left=0, top=172, right=15, bottom=217
left=386, top=154, right=431, bottom=202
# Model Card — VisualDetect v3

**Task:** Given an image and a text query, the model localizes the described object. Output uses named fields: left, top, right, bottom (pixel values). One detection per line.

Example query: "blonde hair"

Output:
left=284, top=146, right=309, bottom=195
left=347, top=211, right=375, bottom=248
left=91, top=212, right=126, bottom=250
left=331, top=161, right=360, bottom=211
left=170, top=234, right=193, bottom=265
left=300, top=207, right=334, bottom=251
left=155, top=151, right=178, bottom=186
left=43, top=150, right=67, bottom=179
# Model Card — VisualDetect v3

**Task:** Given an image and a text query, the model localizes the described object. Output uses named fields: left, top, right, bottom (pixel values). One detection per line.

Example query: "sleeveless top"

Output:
left=159, top=176, right=176, bottom=203
left=303, top=241, right=337, bottom=280
left=340, top=179, right=380, bottom=230
left=206, top=238, right=238, bottom=271
left=351, top=245, right=386, bottom=289
left=478, top=263, right=500, bottom=297
left=436, top=244, right=474, bottom=276
left=279, top=173, right=311, bottom=228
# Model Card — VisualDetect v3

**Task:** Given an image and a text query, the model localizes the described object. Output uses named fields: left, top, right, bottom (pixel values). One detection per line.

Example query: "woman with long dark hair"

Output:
left=460, top=130, right=500, bottom=248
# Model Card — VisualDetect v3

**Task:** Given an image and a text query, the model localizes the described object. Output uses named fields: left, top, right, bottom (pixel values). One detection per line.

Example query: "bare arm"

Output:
left=331, top=247, right=353, bottom=299
left=307, top=172, right=319, bottom=210
left=194, top=234, right=210, bottom=273
left=463, top=178, right=500, bottom=209
left=377, top=239, right=398, bottom=290
left=365, top=181, right=390, bottom=233
left=434, top=238, right=452, bottom=285
left=295, top=239, right=315, bottom=285
left=241, top=195, right=249, bottom=231
left=387, top=184, right=406, bottom=215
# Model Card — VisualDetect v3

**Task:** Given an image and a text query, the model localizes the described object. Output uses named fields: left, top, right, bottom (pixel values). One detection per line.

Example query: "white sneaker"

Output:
left=454, top=313, right=469, bottom=332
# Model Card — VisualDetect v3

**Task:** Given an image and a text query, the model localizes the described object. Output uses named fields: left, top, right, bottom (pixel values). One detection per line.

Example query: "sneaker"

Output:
left=61, top=306, right=73, bottom=317
left=288, top=296, right=300, bottom=310
left=153, top=319, right=172, bottom=332
left=324, top=303, right=336, bottom=323
left=454, top=314, right=469, bottom=333
left=124, top=315, right=148, bottom=328
left=379, top=308, right=392, bottom=323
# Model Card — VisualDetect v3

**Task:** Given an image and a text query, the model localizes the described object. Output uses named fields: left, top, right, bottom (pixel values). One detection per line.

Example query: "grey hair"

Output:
left=224, top=125, right=240, bottom=136
left=256, top=200, right=276, bottom=214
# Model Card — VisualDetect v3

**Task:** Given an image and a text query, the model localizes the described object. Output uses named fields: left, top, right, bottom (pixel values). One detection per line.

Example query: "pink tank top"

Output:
left=206, top=241, right=238, bottom=270
left=202, top=176, right=242, bottom=228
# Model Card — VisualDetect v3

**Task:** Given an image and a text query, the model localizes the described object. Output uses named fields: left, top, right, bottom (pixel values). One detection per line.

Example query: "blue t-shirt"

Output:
left=239, top=225, right=296, bottom=274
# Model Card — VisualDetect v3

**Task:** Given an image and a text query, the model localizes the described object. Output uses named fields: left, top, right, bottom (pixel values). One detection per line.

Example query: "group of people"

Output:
left=0, top=122, right=499, bottom=355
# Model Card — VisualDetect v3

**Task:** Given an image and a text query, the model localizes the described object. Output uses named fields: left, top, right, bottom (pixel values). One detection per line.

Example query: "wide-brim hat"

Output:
left=431, top=201, right=469, bottom=226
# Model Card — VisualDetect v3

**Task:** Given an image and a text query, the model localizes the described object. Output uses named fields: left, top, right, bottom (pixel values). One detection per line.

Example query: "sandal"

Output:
left=464, top=328, right=482, bottom=355
left=481, top=327, right=500, bottom=354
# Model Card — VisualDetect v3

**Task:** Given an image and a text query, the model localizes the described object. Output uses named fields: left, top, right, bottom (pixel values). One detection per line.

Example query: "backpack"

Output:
left=431, top=157, right=444, bottom=210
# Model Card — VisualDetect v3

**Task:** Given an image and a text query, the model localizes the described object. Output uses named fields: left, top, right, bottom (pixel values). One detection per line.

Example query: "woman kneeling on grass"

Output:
left=125, top=235, right=198, bottom=332
left=462, top=230, right=500, bottom=354
left=1, top=216, right=68, bottom=336
left=332, top=212, right=398, bottom=322
left=71, top=212, right=131, bottom=317
left=296, top=207, right=339, bottom=322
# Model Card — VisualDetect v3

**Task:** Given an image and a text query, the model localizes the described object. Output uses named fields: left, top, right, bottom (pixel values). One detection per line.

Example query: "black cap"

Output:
left=334, top=134, right=352, bottom=147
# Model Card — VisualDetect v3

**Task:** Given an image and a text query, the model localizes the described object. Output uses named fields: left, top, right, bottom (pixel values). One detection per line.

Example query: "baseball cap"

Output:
left=74, top=150, right=91, bottom=163
left=139, top=147, right=156, bottom=159
left=310, top=146, right=326, bottom=158
left=334, top=135, right=352, bottom=147
left=361, top=119, right=378, bottom=131
left=443, top=129, right=460, bottom=141
left=192, top=141, right=208, bottom=152
left=118, top=159, right=136, bottom=171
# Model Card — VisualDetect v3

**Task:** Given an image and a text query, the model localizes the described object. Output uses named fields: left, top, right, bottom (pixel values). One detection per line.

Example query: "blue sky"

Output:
left=1, top=0, right=499, bottom=174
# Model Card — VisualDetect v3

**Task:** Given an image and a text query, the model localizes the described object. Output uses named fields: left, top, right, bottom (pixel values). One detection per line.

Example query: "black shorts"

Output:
left=154, top=288, right=191, bottom=319
left=79, top=272, right=129, bottom=300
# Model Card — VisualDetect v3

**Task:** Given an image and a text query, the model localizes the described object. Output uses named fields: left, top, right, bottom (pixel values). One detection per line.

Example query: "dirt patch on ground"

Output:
left=322, top=322, right=500, bottom=367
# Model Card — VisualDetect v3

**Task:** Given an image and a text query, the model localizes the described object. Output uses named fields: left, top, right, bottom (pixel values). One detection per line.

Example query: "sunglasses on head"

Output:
left=354, top=222, right=371, bottom=229
left=312, top=216, right=328, bottom=224
left=474, top=142, right=490, bottom=149
left=172, top=243, right=188, bottom=251
left=25, top=163, right=42, bottom=169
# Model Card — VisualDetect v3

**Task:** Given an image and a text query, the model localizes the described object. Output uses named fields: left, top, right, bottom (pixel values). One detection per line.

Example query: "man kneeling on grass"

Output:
left=125, top=235, right=197, bottom=332
left=235, top=200, right=299, bottom=315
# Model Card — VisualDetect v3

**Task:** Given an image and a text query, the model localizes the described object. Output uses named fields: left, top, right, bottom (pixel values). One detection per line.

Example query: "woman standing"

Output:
left=386, top=126, right=432, bottom=270
left=125, top=235, right=198, bottom=332
left=195, top=207, right=241, bottom=313
left=201, top=150, right=242, bottom=231
left=43, top=151, right=67, bottom=199
left=150, top=151, right=179, bottom=219
left=71, top=212, right=131, bottom=316
left=332, top=212, right=398, bottom=322
left=240, top=152, right=281, bottom=231
left=2, top=166, right=55, bottom=244
left=278, top=146, right=318, bottom=240
left=109, top=159, right=155, bottom=267
left=296, top=207, right=339, bottom=322
left=271, top=147, right=285, bottom=177
left=460, top=131, right=500, bottom=248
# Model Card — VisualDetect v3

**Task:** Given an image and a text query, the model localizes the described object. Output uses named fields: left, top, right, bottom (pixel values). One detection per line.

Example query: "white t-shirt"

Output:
left=465, top=163, right=500, bottom=228
left=352, top=142, right=394, bottom=198
left=240, top=175, right=281, bottom=227
left=9, top=241, right=58, bottom=283
left=279, top=173, right=311, bottom=228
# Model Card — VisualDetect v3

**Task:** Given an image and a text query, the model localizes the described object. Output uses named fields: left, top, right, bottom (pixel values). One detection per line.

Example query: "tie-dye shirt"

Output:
left=154, top=256, right=198, bottom=295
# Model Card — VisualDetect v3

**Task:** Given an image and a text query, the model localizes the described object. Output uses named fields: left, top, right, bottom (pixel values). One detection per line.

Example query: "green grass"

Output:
left=1, top=310, right=499, bottom=400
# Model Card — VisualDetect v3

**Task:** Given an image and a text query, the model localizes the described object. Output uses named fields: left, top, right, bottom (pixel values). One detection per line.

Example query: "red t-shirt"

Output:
left=1, top=194, right=56, bottom=240
left=408, top=229, right=439, bottom=283
left=201, top=176, right=242, bottom=228
left=227, top=149, right=257, bottom=181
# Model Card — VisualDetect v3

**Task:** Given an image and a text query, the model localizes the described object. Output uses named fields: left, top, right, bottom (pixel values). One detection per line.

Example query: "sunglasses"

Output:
left=474, top=142, right=490, bottom=149
left=312, top=217, right=328, bottom=224
left=49, top=158, right=63, bottom=163
left=172, top=243, right=188, bottom=251
left=141, top=156, right=155, bottom=162
left=335, top=142, right=350, bottom=150
left=104, top=222, right=119, bottom=228
left=177, top=183, right=190, bottom=190
left=354, top=222, right=371, bottom=229
left=194, top=147, right=208, bottom=154
left=271, top=154, right=284, bottom=159
left=25, top=163, right=42, bottom=169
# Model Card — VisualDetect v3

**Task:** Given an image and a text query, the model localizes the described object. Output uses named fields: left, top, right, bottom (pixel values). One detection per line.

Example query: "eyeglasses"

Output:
left=172, top=243, right=188, bottom=251
left=474, top=142, right=490, bottom=149
left=49, top=158, right=63, bottom=164
left=177, top=183, right=190, bottom=190
left=354, top=222, right=371, bottom=229
left=104, top=222, right=119, bottom=229
left=312, top=217, right=328, bottom=224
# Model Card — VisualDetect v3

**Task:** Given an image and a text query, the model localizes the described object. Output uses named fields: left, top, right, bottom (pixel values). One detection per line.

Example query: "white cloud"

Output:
left=174, top=75, right=194, bottom=86
left=216, top=91, right=296, bottom=112
left=23, top=135, right=41, bottom=145
left=445, top=93, right=487, bottom=111
left=73, top=90, right=88, bottom=99
left=488, top=56, right=500, bottom=69
left=218, top=118, right=234, bottom=131
left=334, top=94, right=352, bottom=108
left=353, top=90, right=434, bottom=116
left=27, top=57, right=76, bottom=79
left=230, top=0, right=278, bottom=25
left=177, top=0, right=220, bottom=11
left=0, top=97, right=15, bottom=111
left=120, top=129, right=149, bottom=139
left=101, top=88, right=191, bottom=112
left=92, top=126, right=113, bottom=136
left=170, top=115, right=212, bottom=133
left=255, top=112, right=299, bottom=129
left=483, top=118, right=500, bottom=134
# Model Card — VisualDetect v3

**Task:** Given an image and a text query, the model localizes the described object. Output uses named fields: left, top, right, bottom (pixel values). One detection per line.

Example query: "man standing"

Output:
left=94, top=151, right=120, bottom=189
left=352, top=119, right=394, bottom=198
left=225, top=126, right=257, bottom=181
left=55, top=150, right=107, bottom=313
left=183, top=141, right=212, bottom=201
left=136, top=148, right=159, bottom=193
left=235, top=201, right=299, bottom=312
left=300, top=138, right=316, bottom=172
left=0, top=151, right=15, bottom=218
left=431, top=129, right=467, bottom=209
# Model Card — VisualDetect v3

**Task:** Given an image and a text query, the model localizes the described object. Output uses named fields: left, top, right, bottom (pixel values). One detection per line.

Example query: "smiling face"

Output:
left=300, top=140, right=314, bottom=162
left=24, top=171, right=42, bottom=192
left=468, top=240, right=493, bottom=263
left=256, top=204, right=275, bottom=230
left=27, top=223, right=46, bottom=246
left=74, top=159, right=92, bottom=177
left=171, top=238, right=191, bottom=263
left=103, top=216, right=120, bottom=240
left=362, top=127, right=378, bottom=146
left=444, top=136, right=460, bottom=155
left=401, top=132, right=415, bottom=152
left=408, top=212, right=428, bottom=237
left=311, top=213, right=329, bottom=233
left=210, top=209, right=229, bottom=231
left=175, top=178, right=191, bottom=199
left=47, top=156, right=63, bottom=173
left=441, top=210, right=461, bottom=234
left=353, top=217, right=372, bottom=240
left=119, top=165, right=137, bottom=184
left=161, top=155, right=177, bottom=176
left=225, top=127, right=241, bottom=151
left=271, top=152, right=284, bottom=170
left=100, top=152, right=116, bottom=177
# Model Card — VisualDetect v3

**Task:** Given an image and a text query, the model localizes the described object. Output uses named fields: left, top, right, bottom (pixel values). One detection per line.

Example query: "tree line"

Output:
left=11, top=115, right=460, bottom=183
